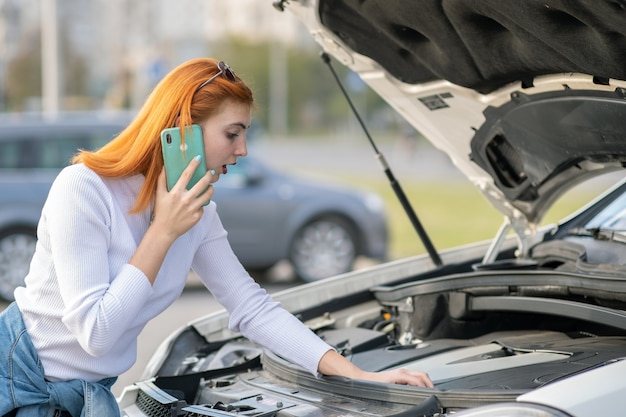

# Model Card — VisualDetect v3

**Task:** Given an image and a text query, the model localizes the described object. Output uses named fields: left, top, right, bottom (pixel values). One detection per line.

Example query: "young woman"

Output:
left=0, top=58, right=432, bottom=416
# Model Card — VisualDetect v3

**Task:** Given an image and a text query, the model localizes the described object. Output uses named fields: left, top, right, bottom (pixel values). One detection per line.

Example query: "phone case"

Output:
left=161, top=125, right=210, bottom=204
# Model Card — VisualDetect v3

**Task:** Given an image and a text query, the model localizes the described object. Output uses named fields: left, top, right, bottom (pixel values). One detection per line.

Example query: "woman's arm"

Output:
left=45, top=160, right=211, bottom=356
left=317, top=349, right=434, bottom=388
left=131, top=160, right=213, bottom=284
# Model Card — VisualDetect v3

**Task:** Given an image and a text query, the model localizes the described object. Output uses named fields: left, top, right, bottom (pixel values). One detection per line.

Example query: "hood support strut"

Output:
left=320, top=52, right=442, bottom=267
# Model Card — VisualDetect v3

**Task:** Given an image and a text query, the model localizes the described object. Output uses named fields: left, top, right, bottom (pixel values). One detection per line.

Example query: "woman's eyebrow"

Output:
left=228, top=122, right=249, bottom=129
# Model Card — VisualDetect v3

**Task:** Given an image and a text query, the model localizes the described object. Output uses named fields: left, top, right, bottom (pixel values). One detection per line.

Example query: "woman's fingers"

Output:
left=173, top=155, right=203, bottom=190
left=152, top=164, right=208, bottom=237
left=364, top=369, right=434, bottom=388
left=395, top=369, right=434, bottom=388
left=189, top=170, right=215, bottom=205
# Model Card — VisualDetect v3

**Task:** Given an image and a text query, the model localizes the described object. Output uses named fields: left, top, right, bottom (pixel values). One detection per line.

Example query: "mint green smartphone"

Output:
left=161, top=124, right=209, bottom=204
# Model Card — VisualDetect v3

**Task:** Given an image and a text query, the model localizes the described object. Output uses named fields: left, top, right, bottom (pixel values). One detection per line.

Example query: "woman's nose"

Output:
left=237, top=140, right=248, bottom=157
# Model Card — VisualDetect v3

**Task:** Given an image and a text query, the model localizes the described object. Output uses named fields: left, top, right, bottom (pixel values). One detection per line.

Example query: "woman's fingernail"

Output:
left=210, top=169, right=216, bottom=176
left=194, top=155, right=202, bottom=162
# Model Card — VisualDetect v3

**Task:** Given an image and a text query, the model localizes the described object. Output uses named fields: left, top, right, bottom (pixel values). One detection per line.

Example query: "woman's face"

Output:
left=199, top=99, right=251, bottom=183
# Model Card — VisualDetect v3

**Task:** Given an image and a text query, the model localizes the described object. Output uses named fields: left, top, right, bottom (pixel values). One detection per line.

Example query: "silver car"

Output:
left=0, top=113, right=388, bottom=300
left=117, top=1, right=626, bottom=416
left=213, top=156, right=388, bottom=281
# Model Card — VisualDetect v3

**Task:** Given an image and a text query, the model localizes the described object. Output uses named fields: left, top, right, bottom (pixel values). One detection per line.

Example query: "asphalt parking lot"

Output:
left=253, top=134, right=464, bottom=183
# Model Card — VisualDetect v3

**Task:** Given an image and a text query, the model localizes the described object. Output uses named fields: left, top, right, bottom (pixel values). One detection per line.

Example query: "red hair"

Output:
left=73, top=58, right=254, bottom=213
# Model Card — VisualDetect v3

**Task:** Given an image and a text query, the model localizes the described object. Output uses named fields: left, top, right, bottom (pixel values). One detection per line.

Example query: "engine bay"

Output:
left=130, top=258, right=626, bottom=416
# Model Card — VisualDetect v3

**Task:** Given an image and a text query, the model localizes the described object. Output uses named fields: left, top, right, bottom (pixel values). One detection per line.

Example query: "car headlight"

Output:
left=450, top=403, right=572, bottom=417
left=362, top=192, right=385, bottom=213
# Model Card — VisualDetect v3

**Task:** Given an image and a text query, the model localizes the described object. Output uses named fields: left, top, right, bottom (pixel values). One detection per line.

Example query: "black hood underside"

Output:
left=319, top=0, right=626, bottom=223
left=319, top=0, right=626, bottom=94
left=470, top=88, right=626, bottom=219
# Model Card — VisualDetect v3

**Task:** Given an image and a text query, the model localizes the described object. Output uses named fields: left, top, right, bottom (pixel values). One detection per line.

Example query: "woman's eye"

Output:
left=226, top=132, right=239, bottom=140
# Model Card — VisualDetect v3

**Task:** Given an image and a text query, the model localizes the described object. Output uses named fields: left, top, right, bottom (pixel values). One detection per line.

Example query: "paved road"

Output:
left=252, top=134, right=465, bottom=183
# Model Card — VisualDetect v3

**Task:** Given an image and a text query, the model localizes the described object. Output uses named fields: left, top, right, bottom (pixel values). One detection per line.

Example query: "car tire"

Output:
left=0, top=227, right=37, bottom=301
left=289, top=216, right=358, bottom=282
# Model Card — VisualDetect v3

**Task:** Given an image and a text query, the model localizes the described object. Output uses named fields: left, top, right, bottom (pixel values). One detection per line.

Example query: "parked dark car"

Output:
left=0, top=112, right=131, bottom=301
left=117, top=1, right=626, bottom=416
left=213, top=156, right=388, bottom=282
left=0, top=112, right=388, bottom=301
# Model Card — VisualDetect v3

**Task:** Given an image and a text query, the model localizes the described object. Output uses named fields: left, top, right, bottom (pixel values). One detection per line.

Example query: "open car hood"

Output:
left=279, top=0, right=626, bottom=228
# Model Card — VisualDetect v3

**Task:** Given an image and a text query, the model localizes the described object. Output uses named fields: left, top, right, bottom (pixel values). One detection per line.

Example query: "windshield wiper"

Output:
left=592, top=228, right=626, bottom=244
left=320, top=52, right=443, bottom=267
left=566, top=227, right=626, bottom=244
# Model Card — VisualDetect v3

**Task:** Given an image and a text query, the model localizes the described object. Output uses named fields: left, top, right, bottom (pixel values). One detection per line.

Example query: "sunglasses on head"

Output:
left=196, top=61, right=236, bottom=91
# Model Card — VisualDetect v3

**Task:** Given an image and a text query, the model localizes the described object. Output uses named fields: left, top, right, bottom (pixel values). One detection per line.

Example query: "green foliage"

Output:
left=211, top=38, right=390, bottom=135
left=4, top=32, right=391, bottom=127
left=4, top=31, right=41, bottom=111
left=335, top=176, right=598, bottom=260
left=4, top=27, right=88, bottom=111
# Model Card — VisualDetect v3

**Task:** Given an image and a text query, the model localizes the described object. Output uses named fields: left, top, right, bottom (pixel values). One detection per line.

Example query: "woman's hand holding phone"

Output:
left=131, top=158, right=213, bottom=285
left=154, top=123, right=216, bottom=241
left=161, top=125, right=210, bottom=204
left=152, top=157, right=214, bottom=241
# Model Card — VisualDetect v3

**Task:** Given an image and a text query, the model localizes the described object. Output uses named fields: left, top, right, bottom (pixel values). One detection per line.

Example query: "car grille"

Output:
left=135, top=381, right=187, bottom=417
left=137, top=390, right=173, bottom=417
left=133, top=379, right=293, bottom=417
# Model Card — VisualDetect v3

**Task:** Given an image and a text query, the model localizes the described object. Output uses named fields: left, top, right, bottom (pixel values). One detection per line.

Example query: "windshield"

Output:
left=585, top=192, right=626, bottom=232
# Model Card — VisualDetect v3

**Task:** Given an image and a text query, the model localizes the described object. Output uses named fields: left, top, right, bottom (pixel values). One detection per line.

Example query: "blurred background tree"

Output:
left=4, top=25, right=87, bottom=112
left=212, top=37, right=394, bottom=137
left=2, top=31, right=399, bottom=138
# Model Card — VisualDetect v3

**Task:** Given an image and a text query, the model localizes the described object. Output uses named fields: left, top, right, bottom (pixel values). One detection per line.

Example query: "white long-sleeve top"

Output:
left=14, top=163, right=332, bottom=382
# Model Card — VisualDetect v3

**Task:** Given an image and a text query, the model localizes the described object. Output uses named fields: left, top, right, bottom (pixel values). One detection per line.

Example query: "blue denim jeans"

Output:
left=0, top=303, right=120, bottom=417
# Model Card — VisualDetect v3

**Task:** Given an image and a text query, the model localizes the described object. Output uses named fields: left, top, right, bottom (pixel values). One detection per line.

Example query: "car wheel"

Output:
left=289, top=216, right=357, bottom=282
left=0, top=227, right=37, bottom=301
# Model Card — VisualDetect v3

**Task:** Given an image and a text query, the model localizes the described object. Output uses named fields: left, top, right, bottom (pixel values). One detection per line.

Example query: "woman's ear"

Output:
left=174, top=116, right=181, bottom=127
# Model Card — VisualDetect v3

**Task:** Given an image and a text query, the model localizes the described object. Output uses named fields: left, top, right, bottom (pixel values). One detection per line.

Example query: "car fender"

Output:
left=516, top=358, right=626, bottom=416
left=0, top=203, right=42, bottom=234
left=279, top=195, right=368, bottom=256
left=284, top=183, right=387, bottom=255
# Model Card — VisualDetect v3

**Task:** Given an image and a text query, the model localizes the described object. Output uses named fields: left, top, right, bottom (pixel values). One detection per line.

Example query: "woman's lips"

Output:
left=222, top=165, right=228, bottom=174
